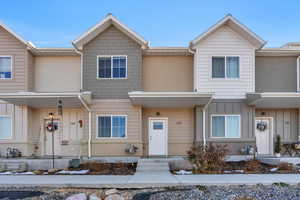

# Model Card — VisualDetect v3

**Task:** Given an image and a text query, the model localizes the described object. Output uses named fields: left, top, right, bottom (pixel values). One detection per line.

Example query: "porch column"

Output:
left=298, top=108, right=300, bottom=141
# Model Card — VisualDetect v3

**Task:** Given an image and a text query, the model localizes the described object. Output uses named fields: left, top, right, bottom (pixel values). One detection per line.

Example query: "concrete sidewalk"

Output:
left=1, top=174, right=300, bottom=188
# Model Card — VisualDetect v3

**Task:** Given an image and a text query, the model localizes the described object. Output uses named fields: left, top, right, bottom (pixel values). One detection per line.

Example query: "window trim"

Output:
left=0, top=55, right=13, bottom=80
left=96, top=114, right=127, bottom=139
left=96, top=55, right=128, bottom=79
left=0, top=115, right=13, bottom=140
left=210, top=114, right=241, bottom=139
left=211, top=55, right=240, bottom=80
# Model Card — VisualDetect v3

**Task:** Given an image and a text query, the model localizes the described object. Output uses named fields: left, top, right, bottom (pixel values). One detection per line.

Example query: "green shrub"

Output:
left=274, top=135, right=281, bottom=153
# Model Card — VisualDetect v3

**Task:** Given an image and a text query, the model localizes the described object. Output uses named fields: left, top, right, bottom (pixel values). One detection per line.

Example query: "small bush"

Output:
left=277, top=162, right=294, bottom=171
left=274, top=135, right=281, bottom=153
left=273, top=182, right=290, bottom=187
left=187, top=143, right=228, bottom=173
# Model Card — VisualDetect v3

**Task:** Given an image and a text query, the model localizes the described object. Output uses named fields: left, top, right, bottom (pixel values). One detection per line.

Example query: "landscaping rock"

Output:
left=105, top=189, right=118, bottom=196
left=33, top=170, right=44, bottom=175
left=89, top=193, right=101, bottom=200
left=47, top=168, right=60, bottom=174
left=104, top=194, right=124, bottom=200
left=66, top=193, right=87, bottom=200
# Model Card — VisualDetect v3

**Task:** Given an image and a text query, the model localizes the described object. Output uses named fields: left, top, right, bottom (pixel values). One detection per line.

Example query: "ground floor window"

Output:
left=0, top=116, right=12, bottom=139
left=97, top=115, right=126, bottom=138
left=211, top=115, right=240, bottom=138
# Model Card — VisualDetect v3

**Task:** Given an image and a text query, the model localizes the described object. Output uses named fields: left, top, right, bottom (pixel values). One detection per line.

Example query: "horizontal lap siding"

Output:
left=0, top=27, right=27, bottom=92
left=256, top=109, right=298, bottom=142
left=195, top=25, right=255, bottom=99
left=82, top=100, right=142, bottom=156
left=82, top=26, right=142, bottom=99
left=142, top=108, right=194, bottom=156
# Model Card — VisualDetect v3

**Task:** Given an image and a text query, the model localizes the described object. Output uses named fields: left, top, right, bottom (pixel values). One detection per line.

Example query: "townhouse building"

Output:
left=0, top=14, right=299, bottom=158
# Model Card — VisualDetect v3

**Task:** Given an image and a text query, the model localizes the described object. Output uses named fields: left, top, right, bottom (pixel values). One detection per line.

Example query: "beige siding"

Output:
left=142, top=108, right=194, bottom=156
left=256, top=109, right=298, bottom=142
left=26, top=51, right=35, bottom=91
left=143, top=56, right=193, bottom=92
left=82, top=100, right=143, bottom=156
left=34, top=56, right=81, bottom=92
left=195, top=25, right=255, bottom=98
left=0, top=27, right=27, bottom=92
left=0, top=103, right=30, bottom=156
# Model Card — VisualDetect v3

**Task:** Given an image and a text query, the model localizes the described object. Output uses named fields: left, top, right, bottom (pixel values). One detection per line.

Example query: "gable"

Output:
left=195, top=25, right=255, bottom=49
left=0, top=26, right=27, bottom=49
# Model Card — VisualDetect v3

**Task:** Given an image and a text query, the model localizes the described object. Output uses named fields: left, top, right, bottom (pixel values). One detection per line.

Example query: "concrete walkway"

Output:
left=1, top=174, right=300, bottom=188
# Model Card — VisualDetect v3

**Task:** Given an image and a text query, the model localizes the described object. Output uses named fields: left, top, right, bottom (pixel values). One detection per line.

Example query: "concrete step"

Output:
left=136, top=159, right=170, bottom=173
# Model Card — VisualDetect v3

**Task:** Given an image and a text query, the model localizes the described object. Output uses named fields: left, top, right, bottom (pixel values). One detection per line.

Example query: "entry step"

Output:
left=136, top=159, right=170, bottom=173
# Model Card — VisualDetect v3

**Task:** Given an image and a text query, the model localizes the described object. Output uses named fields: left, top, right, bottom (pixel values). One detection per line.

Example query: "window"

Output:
left=97, top=115, right=126, bottom=138
left=0, top=56, right=12, bottom=79
left=98, top=56, right=127, bottom=78
left=153, top=122, right=163, bottom=130
left=211, top=115, right=240, bottom=138
left=212, top=56, right=239, bottom=78
left=0, top=116, right=12, bottom=139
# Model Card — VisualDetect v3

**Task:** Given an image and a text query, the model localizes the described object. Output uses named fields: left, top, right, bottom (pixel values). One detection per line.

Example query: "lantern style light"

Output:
left=49, top=112, right=54, bottom=120
left=58, top=100, right=63, bottom=116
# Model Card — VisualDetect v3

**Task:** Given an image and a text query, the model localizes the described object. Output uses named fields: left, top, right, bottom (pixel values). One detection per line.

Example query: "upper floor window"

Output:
left=97, top=115, right=127, bottom=138
left=97, top=56, right=127, bottom=79
left=211, top=115, right=241, bottom=138
left=0, top=116, right=12, bottom=139
left=212, top=56, right=239, bottom=78
left=0, top=56, right=12, bottom=79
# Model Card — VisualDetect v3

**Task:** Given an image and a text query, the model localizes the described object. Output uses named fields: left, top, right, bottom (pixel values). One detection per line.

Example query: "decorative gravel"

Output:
left=2, top=184, right=300, bottom=200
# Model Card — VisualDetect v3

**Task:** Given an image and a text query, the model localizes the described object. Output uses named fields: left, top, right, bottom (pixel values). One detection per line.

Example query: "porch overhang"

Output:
left=0, top=92, right=92, bottom=108
left=128, top=91, right=213, bottom=108
left=246, top=93, right=300, bottom=108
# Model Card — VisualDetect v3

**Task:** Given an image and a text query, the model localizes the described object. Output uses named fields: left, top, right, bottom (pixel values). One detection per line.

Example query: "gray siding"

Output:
left=256, top=109, right=298, bottom=142
left=82, top=26, right=142, bottom=99
left=195, top=101, right=255, bottom=154
left=255, top=56, right=297, bottom=92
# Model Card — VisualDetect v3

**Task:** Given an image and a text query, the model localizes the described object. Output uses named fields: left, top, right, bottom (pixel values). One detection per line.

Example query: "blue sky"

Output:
left=1, top=0, right=300, bottom=48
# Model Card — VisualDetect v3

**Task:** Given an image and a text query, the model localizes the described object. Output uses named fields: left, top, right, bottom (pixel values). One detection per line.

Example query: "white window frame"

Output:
left=211, top=55, right=240, bottom=80
left=210, top=114, right=241, bottom=139
left=97, top=55, right=128, bottom=79
left=0, top=115, right=13, bottom=140
left=96, top=114, right=127, bottom=139
left=0, top=55, right=13, bottom=80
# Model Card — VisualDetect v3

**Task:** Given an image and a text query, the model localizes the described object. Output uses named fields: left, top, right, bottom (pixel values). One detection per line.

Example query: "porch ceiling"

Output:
left=246, top=93, right=300, bottom=108
left=128, top=91, right=213, bottom=108
left=0, top=92, right=92, bottom=108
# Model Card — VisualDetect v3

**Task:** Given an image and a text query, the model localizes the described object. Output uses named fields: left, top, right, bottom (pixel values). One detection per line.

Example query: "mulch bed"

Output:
left=71, top=162, right=137, bottom=175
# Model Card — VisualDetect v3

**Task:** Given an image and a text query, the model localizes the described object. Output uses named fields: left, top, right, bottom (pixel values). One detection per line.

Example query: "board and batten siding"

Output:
left=256, top=109, right=298, bottom=142
left=255, top=56, right=297, bottom=92
left=81, top=100, right=143, bottom=156
left=82, top=26, right=142, bottom=99
left=0, top=27, right=27, bottom=92
left=194, top=25, right=256, bottom=99
left=0, top=103, right=30, bottom=156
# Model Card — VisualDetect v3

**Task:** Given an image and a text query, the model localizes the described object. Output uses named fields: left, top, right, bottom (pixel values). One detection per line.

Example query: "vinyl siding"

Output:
left=82, top=26, right=142, bottom=99
left=194, top=25, right=255, bottom=99
left=81, top=100, right=143, bottom=156
left=255, top=56, right=297, bottom=92
left=0, top=27, right=27, bottom=92
left=142, top=108, right=194, bottom=156
left=0, top=103, right=30, bottom=156
left=26, top=51, right=35, bottom=91
left=256, top=109, right=298, bottom=142
left=142, top=56, right=194, bottom=92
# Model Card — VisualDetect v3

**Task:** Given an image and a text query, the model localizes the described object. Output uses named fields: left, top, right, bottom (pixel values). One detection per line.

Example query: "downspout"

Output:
left=202, top=97, right=213, bottom=146
left=297, top=56, right=300, bottom=92
left=78, top=94, right=92, bottom=158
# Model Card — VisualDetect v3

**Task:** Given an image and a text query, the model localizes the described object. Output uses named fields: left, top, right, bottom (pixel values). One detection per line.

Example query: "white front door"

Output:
left=255, top=118, right=273, bottom=155
left=149, top=118, right=168, bottom=156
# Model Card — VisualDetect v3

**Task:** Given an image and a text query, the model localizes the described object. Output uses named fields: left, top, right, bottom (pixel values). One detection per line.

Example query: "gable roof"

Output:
left=72, top=14, right=149, bottom=50
left=190, top=14, right=266, bottom=49
left=0, top=21, right=35, bottom=49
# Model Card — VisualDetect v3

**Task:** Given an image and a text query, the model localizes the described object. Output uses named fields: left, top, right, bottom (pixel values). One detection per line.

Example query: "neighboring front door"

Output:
left=149, top=118, right=168, bottom=156
left=255, top=117, right=273, bottom=155
left=44, top=119, right=61, bottom=156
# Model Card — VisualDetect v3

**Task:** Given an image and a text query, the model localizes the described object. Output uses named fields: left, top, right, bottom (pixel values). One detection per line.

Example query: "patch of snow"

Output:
left=56, top=170, right=89, bottom=175
left=0, top=172, right=14, bottom=175
left=270, top=167, right=278, bottom=172
left=16, top=172, right=35, bottom=175
left=175, top=170, right=192, bottom=175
